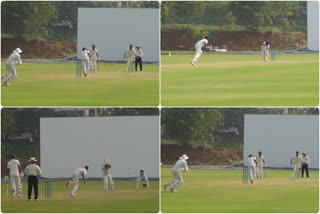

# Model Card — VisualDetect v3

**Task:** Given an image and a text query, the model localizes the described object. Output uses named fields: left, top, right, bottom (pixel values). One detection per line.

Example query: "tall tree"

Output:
left=205, top=2, right=234, bottom=30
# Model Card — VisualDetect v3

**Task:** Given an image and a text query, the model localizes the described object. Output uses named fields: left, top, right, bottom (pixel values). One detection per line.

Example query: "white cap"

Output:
left=302, top=152, right=307, bottom=155
left=180, top=154, right=189, bottom=160
left=29, top=157, right=37, bottom=162
left=13, top=48, right=22, bottom=54
left=136, top=45, right=141, bottom=48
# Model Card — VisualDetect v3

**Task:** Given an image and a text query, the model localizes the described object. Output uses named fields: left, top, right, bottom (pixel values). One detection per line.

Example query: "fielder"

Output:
left=102, top=162, right=114, bottom=192
left=191, top=36, right=208, bottom=66
left=124, top=44, right=136, bottom=73
left=66, top=166, right=89, bottom=196
left=81, top=48, right=91, bottom=77
left=2, top=48, right=22, bottom=86
left=290, top=151, right=302, bottom=180
left=6, top=154, right=23, bottom=198
left=136, top=169, right=149, bottom=189
left=247, top=154, right=258, bottom=184
left=89, top=44, right=99, bottom=72
left=163, top=154, right=189, bottom=192
left=256, top=151, right=265, bottom=179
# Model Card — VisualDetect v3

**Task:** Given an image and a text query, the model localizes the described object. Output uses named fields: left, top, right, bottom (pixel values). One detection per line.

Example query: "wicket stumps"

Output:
left=45, top=181, right=51, bottom=198
left=242, top=168, right=248, bottom=184
left=271, top=49, right=276, bottom=61
left=76, top=62, right=82, bottom=77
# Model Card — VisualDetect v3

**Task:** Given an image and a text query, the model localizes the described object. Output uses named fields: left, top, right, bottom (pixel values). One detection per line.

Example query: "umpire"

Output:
left=24, top=157, right=42, bottom=201
left=135, top=45, right=144, bottom=72
left=301, top=152, right=310, bottom=179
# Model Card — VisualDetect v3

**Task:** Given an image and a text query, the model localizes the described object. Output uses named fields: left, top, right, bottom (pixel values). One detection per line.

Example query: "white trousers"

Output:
left=292, top=164, right=299, bottom=179
left=136, top=175, right=149, bottom=189
left=125, top=58, right=133, bottom=73
left=82, top=58, right=90, bottom=74
left=10, top=175, right=22, bottom=197
left=71, top=174, right=80, bottom=195
left=248, top=164, right=256, bottom=182
left=165, top=169, right=184, bottom=191
left=90, top=59, right=97, bottom=72
left=256, top=165, right=263, bottom=179
left=2, top=63, right=17, bottom=83
left=104, top=175, right=113, bottom=191
left=192, top=45, right=202, bottom=64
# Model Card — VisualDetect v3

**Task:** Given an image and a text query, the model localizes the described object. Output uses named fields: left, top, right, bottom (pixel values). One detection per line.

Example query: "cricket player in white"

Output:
left=89, top=44, right=99, bottom=72
left=6, top=154, right=23, bottom=198
left=81, top=48, right=91, bottom=77
left=136, top=169, right=149, bottom=189
left=261, top=41, right=270, bottom=62
left=66, top=166, right=88, bottom=196
left=191, top=36, right=208, bottom=66
left=124, top=44, right=136, bottom=73
left=102, top=162, right=114, bottom=192
left=2, top=48, right=22, bottom=86
left=290, top=151, right=302, bottom=180
left=248, top=154, right=258, bottom=183
left=256, top=151, right=265, bottom=179
left=163, top=154, right=189, bottom=192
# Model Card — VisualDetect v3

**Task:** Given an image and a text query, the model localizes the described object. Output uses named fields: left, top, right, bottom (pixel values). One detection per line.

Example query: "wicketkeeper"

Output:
left=102, top=162, right=114, bottom=192
left=2, top=48, right=22, bottom=86
left=163, top=154, right=189, bottom=192
left=6, top=154, right=23, bottom=198
left=66, top=166, right=89, bottom=197
left=136, top=169, right=149, bottom=189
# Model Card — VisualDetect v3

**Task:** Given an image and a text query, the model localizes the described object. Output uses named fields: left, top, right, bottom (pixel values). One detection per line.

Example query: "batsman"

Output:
left=102, top=156, right=114, bottom=192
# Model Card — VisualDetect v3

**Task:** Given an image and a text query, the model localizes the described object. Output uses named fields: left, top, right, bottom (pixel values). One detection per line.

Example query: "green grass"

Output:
left=161, top=53, right=319, bottom=106
left=161, top=168, right=319, bottom=213
left=1, top=62, right=159, bottom=106
left=1, top=180, right=159, bottom=213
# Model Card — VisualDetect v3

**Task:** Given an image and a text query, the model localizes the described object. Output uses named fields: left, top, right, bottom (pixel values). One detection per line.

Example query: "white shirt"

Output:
left=261, top=45, right=266, bottom=51
left=248, top=157, right=257, bottom=165
left=102, top=164, right=110, bottom=176
left=172, top=159, right=188, bottom=172
left=7, top=159, right=20, bottom=176
left=135, top=49, right=144, bottom=58
left=6, top=52, right=22, bottom=65
left=125, top=49, right=136, bottom=59
left=256, top=155, right=265, bottom=166
left=195, top=39, right=208, bottom=48
left=89, top=48, right=99, bottom=60
left=74, top=168, right=88, bottom=177
left=25, top=164, right=41, bottom=176
left=81, top=50, right=90, bottom=59
left=291, top=155, right=302, bottom=165
left=139, top=170, right=146, bottom=177
left=301, top=155, right=310, bottom=164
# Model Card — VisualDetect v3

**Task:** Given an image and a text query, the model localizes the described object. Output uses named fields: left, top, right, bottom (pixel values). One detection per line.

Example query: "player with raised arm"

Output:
left=66, top=166, right=89, bottom=196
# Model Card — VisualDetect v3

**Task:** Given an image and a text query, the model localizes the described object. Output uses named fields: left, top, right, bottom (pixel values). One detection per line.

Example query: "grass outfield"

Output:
left=1, top=62, right=159, bottom=106
left=1, top=180, right=159, bottom=213
left=161, top=168, right=319, bottom=213
left=161, top=53, right=319, bottom=106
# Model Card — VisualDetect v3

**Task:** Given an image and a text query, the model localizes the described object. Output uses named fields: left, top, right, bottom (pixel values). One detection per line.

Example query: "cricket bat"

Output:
left=105, top=155, right=108, bottom=163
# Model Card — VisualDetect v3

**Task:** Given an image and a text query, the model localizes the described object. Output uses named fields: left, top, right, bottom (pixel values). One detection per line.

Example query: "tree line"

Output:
left=161, top=1, right=307, bottom=32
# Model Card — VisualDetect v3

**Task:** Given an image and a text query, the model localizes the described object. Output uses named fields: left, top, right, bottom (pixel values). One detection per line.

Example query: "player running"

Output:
left=66, top=166, right=89, bottom=196
left=163, top=154, right=189, bottom=192
left=2, top=48, right=22, bottom=86
left=89, top=44, right=99, bottom=72
left=248, top=154, right=258, bottom=184
left=191, top=36, right=208, bottom=66
left=81, top=48, right=91, bottom=77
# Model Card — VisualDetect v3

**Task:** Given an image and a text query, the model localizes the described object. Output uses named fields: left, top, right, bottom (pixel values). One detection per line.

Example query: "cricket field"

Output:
left=161, top=168, right=319, bottom=213
left=1, top=180, right=159, bottom=213
left=1, top=62, right=159, bottom=106
left=161, top=53, right=319, bottom=106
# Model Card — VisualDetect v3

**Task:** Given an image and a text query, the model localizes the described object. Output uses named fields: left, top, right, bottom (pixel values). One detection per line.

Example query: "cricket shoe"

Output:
left=163, top=185, right=167, bottom=192
left=66, top=180, right=69, bottom=188
left=3, top=82, right=10, bottom=86
left=35, top=199, right=39, bottom=201
left=169, top=189, right=177, bottom=193
left=84, top=73, right=87, bottom=77
left=191, top=62, right=195, bottom=66
left=70, top=194, right=76, bottom=197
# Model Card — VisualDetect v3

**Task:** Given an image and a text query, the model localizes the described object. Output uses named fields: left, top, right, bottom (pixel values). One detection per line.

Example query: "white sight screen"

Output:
left=77, top=8, right=160, bottom=62
left=244, top=115, right=319, bottom=168
left=307, top=1, right=319, bottom=51
left=40, top=116, right=159, bottom=178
